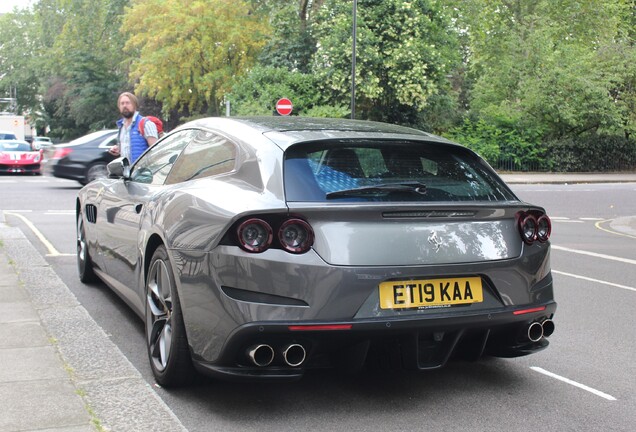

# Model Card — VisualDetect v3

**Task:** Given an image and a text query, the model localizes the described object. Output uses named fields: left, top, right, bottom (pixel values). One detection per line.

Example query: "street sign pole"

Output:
left=351, top=0, right=357, bottom=120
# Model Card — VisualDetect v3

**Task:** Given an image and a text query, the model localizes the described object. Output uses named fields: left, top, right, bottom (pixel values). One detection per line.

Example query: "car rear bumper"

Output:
left=191, top=301, right=556, bottom=381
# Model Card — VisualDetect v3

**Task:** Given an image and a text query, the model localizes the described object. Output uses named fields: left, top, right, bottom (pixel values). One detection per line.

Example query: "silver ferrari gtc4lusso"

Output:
left=76, top=117, right=555, bottom=387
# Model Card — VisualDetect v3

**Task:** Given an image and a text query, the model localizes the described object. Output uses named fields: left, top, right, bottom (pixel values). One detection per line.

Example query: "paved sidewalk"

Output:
left=0, top=213, right=188, bottom=432
left=0, top=240, right=94, bottom=431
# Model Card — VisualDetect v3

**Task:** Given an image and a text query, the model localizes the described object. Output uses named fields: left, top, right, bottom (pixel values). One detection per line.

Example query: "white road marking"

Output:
left=4, top=212, right=74, bottom=257
left=552, top=270, right=636, bottom=293
left=552, top=245, right=636, bottom=265
left=595, top=219, right=636, bottom=240
left=44, top=211, right=75, bottom=215
left=579, top=217, right=604, bottom=221
left=530, top=367, right=617, bottom=401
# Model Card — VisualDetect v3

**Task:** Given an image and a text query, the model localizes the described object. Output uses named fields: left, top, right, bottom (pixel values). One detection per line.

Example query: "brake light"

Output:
left=237, top=218, right=273, bottom=253
left=513, top=306, right=546, bottom=315
left=235, top=216, right=314, bottom=254
left=517, top=211, right=551, bottom=244
left=278, top=218, right=314, bottom=254
left=52, top=147, right=73, bottom=159
left=536, top=215, right=551, bottom=242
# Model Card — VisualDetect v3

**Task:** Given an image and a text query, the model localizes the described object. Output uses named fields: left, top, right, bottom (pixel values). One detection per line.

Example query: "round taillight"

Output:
left=278, top=218, right=314, bottom=254
left=237, top=218, right=273, bottom=253
left=519, top=214, right=538, bottom=244
left=537, top=215, right=551, bottom=242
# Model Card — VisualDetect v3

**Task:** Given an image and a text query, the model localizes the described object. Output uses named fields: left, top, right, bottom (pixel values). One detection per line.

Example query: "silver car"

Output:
left=76, top=117, right=555, bottom=387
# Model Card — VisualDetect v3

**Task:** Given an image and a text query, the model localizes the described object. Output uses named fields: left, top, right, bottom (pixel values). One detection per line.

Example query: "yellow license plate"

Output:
left=379, top=277, right=483, bottom=309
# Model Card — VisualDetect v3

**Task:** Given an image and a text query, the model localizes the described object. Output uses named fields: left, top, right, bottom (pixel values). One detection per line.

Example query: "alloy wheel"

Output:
left=146, top=259, right=174, bottom=372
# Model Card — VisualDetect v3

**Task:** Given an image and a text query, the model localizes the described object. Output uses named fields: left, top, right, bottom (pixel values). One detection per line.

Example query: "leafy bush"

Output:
left=547, top=135, right=636, bottom=172
left=444, top=118, right=546, bottom=170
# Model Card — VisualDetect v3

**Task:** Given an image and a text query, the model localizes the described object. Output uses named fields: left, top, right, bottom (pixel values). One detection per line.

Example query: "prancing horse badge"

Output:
left=428, top=231, right=443, bottom=252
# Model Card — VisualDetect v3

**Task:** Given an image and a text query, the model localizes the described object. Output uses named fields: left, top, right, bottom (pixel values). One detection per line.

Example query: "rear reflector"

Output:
left=513, top=306, right=547, bottom=315
left=288, top=324, right=352, bottom=331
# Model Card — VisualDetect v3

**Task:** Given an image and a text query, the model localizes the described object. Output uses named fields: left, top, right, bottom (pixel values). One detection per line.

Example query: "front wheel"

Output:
left=145, top=246, right=195, bottom=387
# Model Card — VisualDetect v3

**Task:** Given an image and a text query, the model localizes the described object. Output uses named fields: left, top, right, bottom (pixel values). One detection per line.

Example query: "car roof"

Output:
left=187, top=116, right=429, bottom=135
left=180, top=116, right=457, bottom=150
left=57, top=129, right=118, bottom=147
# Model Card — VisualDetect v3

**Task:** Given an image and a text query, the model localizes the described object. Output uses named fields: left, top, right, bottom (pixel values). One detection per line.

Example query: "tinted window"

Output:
left=284, top=140, right=516, bottom=202
left=0, top=133, right=17, bottom=140
left=0, top=141, right=31, bottom=151
left=166, top=130, right=236, bottom=184
left=130, top=130, right=196, bottom=185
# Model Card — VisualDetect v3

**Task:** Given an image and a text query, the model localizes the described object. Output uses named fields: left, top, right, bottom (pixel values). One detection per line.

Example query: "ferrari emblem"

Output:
left=428, top=231, right=443, bottom=252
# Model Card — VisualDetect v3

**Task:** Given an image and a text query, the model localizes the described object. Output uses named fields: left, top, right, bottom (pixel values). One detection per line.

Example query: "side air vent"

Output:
left=85, top=204, right=97, bottom=223
left=382, top=210, right=476, bottom=219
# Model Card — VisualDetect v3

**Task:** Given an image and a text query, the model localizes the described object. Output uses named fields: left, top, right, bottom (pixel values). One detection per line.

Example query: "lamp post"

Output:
left=351, top=0, right=357, bottom=119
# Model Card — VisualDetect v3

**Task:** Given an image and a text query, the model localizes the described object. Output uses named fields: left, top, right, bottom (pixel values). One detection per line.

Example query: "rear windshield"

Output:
left=284, top=140, right=516, bottom=202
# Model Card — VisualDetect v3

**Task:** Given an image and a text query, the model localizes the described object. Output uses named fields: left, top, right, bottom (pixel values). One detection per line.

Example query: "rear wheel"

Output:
left=77, top=214, right=97, bottom=283
left=84, top=161, right=108, bottom=185
left=145, top=245, right=195, bottom=387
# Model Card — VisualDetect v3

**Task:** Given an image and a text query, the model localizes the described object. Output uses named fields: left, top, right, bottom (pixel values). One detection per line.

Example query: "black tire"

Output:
left=84, top=161, right=108, bottom=185
left=77, top=213, right=97, bottom=283
left=145, top=245, right=195, bottom=387
left=76, top=213, right=97, bottom=283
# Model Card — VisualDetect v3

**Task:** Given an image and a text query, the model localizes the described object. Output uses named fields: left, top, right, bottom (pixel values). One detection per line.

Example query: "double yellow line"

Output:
left=595, top=219, right=636, bottom=240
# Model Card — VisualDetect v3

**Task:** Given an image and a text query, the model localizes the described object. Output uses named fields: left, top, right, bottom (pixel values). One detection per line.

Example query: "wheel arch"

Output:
left=144, top=233, right=166, bottom=285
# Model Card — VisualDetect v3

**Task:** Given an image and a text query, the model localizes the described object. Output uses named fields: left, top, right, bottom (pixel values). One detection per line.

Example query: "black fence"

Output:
left=493, top=136, right=636, bottom=172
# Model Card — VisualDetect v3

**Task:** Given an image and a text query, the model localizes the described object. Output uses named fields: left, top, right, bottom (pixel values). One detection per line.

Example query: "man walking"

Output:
left=109, top=92, right=158, bottom=163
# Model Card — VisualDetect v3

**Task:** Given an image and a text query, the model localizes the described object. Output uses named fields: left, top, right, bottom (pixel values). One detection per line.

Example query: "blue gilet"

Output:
left=116, top=115, right=148, bottom=163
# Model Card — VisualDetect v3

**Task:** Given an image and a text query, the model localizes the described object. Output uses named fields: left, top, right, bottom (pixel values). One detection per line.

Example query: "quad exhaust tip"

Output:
left=282, top=343, right=306, bottom=367
left=541, top=319, right=555, bottom=338
left=246, top=343, right=307, bottom=367
left=247, top=344, right=275, bottom=367
left=526, top=319, right=555, bottom=343
left=527, top=321, right=544, bottom=342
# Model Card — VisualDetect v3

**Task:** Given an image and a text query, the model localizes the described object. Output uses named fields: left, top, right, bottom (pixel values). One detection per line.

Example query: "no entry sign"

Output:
left=275, top=98, right=293, bottom=116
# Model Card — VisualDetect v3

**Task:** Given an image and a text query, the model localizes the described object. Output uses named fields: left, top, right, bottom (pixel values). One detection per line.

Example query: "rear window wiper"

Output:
left=326, top=181, right=427, bottom=198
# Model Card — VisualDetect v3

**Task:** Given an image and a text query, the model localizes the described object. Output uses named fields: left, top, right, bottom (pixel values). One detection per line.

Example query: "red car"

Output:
left=0, top=139, right=42, bottom=175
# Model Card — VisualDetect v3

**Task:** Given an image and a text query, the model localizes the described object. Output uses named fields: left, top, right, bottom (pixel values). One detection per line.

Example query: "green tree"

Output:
left=228, top=65, right=349, bottom=117
left=255, top=0, right=321, bottom=74
left=453, top=0, right=636, bottom=139
left=34, top=0, right=129, bottom=137
left=0, top=10, right=42, bottom=119
left=122, top=0, right=271, bottom=117
left=310, top=0, right=460, bottom=125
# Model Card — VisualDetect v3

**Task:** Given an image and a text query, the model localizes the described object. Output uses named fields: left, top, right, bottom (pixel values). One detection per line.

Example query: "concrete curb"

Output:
left=0, top=211, right=187, bottom=432
left=499, top=172, right=636, bottom=184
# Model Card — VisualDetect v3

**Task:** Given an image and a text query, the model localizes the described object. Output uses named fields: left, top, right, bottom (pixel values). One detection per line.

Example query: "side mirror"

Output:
left=107, top=157, right=131, bottom=179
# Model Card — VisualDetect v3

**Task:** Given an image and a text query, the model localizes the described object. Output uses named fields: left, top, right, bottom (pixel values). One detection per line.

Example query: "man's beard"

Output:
left=121, top=109, right=134, bottom=119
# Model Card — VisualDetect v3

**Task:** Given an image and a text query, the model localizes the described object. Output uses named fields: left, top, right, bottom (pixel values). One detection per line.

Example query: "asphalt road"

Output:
left=1, top=174, right=635, bottom=432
